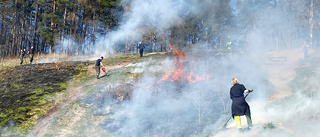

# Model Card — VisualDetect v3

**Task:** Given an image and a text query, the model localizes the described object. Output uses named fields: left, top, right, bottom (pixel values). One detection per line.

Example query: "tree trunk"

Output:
left=32, top=5, right=39, bottom=52
left=309, top=0, right=314, bottom=46
left=49, top=0, right=56, bottom=54
left=125, top=35, right=128, bottom=53
left=21, top=2, right=26, bottom=49
left=92, top=12, right=96, bottom=48
left=153, top=35, right=156, bottom=52
left=84, top=23, right=89, bottom=55
left=134, top=42, right=137, bottom=53
left=60, top=6, right=67, bottom=54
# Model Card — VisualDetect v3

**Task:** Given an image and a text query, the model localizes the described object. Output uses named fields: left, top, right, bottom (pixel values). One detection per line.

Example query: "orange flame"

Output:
left=147, top=43, right=209, bottom=88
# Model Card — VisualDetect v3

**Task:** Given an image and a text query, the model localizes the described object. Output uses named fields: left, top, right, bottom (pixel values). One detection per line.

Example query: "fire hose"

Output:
left=223, top=89, right=253, bottom=128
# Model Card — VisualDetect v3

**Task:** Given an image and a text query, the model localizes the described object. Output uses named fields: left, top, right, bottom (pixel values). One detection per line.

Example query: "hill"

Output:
left=1, top=48, right=320, bottom=137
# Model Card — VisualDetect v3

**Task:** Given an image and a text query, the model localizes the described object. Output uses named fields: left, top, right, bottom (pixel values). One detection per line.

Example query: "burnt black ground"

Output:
left=0, top=62, right=90, bottom=127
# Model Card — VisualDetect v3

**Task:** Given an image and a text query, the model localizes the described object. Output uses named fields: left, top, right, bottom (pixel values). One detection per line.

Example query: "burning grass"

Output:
left=147, top=44, right=209, bottom=89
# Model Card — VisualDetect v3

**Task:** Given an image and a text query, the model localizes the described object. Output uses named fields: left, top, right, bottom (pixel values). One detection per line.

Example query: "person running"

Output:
left=230, top=78, right=252, bottom=130
left=95, top=56, right=104, bottom=79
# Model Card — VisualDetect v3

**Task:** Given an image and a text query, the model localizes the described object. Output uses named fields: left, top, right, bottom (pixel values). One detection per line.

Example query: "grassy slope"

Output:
left=0, top=53, right=167, bottom=136
left=41, top=53, right=167, bottom=136
left=289, top=56, right=320, bottom=98
left=0, top=62, right=92, bottom=134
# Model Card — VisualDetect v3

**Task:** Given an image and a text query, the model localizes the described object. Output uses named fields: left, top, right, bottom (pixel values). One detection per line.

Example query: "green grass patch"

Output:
left=264, top=122, right=276, bottom=129
left=289, top=65, right=319, bottom=98
left=77, top=75, right=96, bottom=86
left=0, top=81, right=71, bottom=135
left=10, top=83, right=23, bottom=89
left=74, top=66, right=89, bottom=79
left=0, top=87, right=67, bottom=134
left=54, top=82, right=68, bottom=90
left=103, top=56, right=131, bottom=66
left=30, top=88, right=45, bottom=94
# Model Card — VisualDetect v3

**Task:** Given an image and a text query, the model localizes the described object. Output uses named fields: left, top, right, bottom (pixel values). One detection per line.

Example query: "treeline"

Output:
left=0, top=0, right=122, bottom=57
left=0, top=0, right=319, bottom=58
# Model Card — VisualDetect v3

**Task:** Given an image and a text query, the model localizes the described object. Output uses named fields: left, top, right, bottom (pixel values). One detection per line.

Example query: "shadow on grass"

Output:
left=98, top=73, right=111, bottom=79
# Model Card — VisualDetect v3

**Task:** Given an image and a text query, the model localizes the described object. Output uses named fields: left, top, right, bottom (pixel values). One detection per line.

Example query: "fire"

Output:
left=147, top=43, right=209, bottom=88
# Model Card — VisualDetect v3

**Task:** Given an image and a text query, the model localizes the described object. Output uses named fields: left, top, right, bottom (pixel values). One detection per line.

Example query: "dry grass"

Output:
left=0, top=53, right=83, bottom=71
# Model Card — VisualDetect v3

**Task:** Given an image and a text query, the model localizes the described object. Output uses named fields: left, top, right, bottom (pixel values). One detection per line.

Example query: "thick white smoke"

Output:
left=94, top=0, right=190, bottom=56
left=100, top=0, right=320, bottom=136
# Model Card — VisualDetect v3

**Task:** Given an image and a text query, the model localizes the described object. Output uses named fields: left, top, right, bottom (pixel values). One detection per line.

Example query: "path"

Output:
left=266, top=49, right=304, bottom=103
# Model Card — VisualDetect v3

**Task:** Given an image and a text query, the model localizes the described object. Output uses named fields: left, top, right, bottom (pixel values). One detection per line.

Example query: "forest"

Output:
left=0, top=0, right=319, bottom=57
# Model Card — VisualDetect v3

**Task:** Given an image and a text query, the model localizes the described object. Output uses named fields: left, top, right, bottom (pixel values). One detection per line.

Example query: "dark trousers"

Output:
left=95, top=66, right=100, bottom=78
left=29, top=54, right=34, bottom=63
left=140, top=49, right=144, bottom=57
left=20, top=56, right=23, bottom=64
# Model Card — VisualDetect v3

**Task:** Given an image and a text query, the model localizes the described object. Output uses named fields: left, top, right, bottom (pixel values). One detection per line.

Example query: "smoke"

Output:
left=92, top=0, right=187, bottom=56
left=212, top=1, right=320, bottom=137
left=19, top=0, right=320, bottom=137
left=52, top=0, right=195, bottom=59
left=94, top=46, right=274, bottom=137
left=98, top=0, right=320, bottom=136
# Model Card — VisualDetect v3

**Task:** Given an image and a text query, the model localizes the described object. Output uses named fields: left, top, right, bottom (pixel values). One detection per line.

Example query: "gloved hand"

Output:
left=249, top=89, right=253, bottom=92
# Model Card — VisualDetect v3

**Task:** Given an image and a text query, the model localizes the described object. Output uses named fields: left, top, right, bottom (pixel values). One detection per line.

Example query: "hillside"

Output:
left=1, top=48, right=319, bottom=137
left=0, top=53, right=161, bottom=136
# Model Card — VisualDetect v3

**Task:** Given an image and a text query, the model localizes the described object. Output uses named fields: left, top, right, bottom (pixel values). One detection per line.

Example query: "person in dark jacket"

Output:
left=20, top=49, right=26, bottom=65
left=139, top=42, right=145, bottom=57
left=230, top=78, right=252, bottom=129
left=95, top=56, right=104, bottom=79
left=29, top=46, right=35, bottom=63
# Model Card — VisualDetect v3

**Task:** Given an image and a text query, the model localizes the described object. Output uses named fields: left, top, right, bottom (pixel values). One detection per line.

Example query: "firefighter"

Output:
left=230, top=78, right=252, bottom=130
left=95, top=56, right=104, bottom=79
left=29, top=46, right=35, bottom=63
left=139, top=42, right=145, bottom=57
left=226, top=36, right=232, bottom=58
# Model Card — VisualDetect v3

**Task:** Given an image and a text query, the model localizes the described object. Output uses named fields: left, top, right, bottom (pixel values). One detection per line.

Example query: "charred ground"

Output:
left=0, top=61, right=90, bottom=132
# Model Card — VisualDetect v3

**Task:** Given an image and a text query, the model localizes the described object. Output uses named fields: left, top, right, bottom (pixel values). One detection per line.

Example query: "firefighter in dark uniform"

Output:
left=29, top=46, right=35, bottom=63
left=20, top=49, right=26, bottom=65
left=139, top=42, right=145, bottom=57
left=230, top=78, right=252, bottom=129
left=226, top=36, right=232, bottom=58
left=95, top=56, right=104, bottom=79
